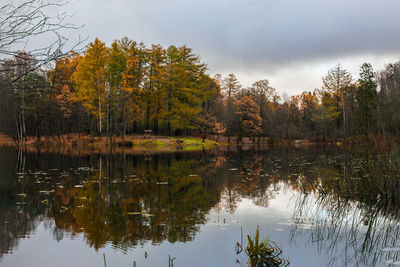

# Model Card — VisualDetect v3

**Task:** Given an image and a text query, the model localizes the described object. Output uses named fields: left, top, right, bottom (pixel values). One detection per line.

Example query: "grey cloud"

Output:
left=66, top=0, right=400, bottom=91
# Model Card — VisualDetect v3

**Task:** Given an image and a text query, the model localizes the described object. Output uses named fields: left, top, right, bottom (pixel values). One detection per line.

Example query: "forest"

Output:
left=1, top=37, right=400, bottom=143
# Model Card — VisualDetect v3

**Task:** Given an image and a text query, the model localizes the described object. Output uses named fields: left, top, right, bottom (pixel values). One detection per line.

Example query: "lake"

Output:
left=0, top=145, right=400, bottom=267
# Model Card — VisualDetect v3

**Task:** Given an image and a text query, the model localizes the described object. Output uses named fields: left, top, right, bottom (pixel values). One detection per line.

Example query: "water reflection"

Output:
left=291, top=152, right=400, bottom=266
left=1, top=146, right=400, bottom=266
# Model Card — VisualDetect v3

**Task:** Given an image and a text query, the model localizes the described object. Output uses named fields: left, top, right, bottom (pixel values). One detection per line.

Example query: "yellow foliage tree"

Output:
left=121, top=42, right=146, bottom=135
left=72, top=38, right=109, bottom=134
left=235, top=96, right=262, bottom=142
left=48, top=52, right=82, bottom=119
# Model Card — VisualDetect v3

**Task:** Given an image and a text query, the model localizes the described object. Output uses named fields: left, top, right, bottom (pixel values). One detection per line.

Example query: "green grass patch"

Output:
left=117, top=137, right=219, bottom=150
left=168, top=137, right=219, bottom=146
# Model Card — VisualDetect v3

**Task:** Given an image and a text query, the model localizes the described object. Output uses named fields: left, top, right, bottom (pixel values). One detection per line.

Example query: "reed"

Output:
left=245, top=226, right=289, bottom=267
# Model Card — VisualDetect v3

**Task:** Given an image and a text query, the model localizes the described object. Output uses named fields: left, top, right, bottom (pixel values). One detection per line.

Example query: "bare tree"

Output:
left=0, top=0, right=84, bottom=83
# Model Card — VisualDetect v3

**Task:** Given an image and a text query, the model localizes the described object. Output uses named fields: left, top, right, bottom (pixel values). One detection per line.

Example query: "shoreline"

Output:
left=1, top=134, right=399, bottom=152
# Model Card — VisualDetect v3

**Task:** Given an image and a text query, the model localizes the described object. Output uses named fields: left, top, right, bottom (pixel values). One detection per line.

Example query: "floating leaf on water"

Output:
left=206, top=222, right=222, bottom=226
left=277, top=221, right=295, bottom=226
left=77, top=167, right=94, bottom=172
left=39, top=190, right=54, bottom=194
left=126, top=211, right=155, bottom=217
left=60, top=206, right=68, bottom=213
left=296, top=224, right=314, bottom=230
left=382, top=247, right=400, bottom=252
left=127, top=212, right=143, bottom=215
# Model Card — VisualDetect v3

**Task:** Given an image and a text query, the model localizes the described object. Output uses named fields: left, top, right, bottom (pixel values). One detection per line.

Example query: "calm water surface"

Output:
left=1, top=145, right=400, bottom=267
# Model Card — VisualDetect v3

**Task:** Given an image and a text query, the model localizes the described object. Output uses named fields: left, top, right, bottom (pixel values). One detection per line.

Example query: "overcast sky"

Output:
left=58, top=0, right=400, bottom=95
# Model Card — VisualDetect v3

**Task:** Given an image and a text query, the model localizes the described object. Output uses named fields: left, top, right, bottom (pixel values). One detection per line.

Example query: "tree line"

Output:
left=0, top=37, right=399, bottom=142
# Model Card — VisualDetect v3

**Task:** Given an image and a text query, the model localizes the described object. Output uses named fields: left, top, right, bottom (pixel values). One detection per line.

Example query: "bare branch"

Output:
left=0, top=0, right=86, bottom=82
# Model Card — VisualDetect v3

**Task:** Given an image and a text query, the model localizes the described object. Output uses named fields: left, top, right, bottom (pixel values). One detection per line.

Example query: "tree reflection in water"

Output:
left=1, top=146, right=400, bottom=266
left=290, top=150, right=400, bottom=266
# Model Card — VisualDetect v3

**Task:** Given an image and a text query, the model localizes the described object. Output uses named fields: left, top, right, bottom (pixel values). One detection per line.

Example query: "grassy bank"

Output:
left=0, top=134, right=220, bottom=151
left=2, top=133, right=399, bottom=151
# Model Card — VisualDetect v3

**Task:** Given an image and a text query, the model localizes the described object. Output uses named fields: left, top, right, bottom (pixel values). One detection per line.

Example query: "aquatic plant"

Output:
left=245, top=226, right=290, bottom=267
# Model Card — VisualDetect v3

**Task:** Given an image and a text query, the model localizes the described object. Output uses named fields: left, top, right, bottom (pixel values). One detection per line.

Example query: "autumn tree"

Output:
left=47, top=52, right=82, bottom=135
left=4, top=36, right=400, bottom=143
left=221, top=74, right=241, bottom=140
left=72, top=39, right=109, bottom=135
left=145, top=44, right=166, bottom=134
left=321, top=64, right=353, bottom=137
left=121, top=41, right=146, bottom=135
left=235, top=96, right=262, bottom=143
left=164, top=45, right=205, bottom=135
left=198, top=74, right=224, bottom=141
left=107, top=41, right=127, bottom=135
left=222, top=74, right=241, bottom=98
left=213, top=74, right=223, bottom=88
left=249, top=79, right=277, bottom=138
